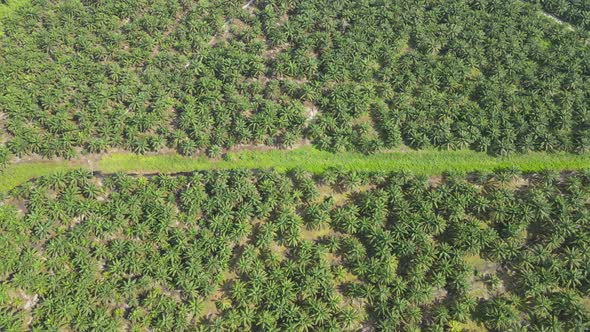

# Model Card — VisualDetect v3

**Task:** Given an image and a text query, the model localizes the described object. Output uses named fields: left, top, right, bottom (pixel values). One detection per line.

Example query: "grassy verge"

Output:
left=99, top=147, right=590, bottom=174
left=0, top=161, right=71, bottom=192
left=1, top=147, right=588, bottom=192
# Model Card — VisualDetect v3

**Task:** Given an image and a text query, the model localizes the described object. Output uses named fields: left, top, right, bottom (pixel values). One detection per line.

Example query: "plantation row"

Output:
left=0, top=168, right=589, bottom=331
left=0, top=0, right=588, bottom=163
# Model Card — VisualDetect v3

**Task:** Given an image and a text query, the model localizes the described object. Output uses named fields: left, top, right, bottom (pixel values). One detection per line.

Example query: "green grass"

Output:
left=99, top=147, right=590, bottom=175
left=1, top=147, right=589, bottom=192
left=0, top=0, right=29, bottom=34
left=0, top=0, right=28, bottom=18
left=0, top=161, right=72, bottom=192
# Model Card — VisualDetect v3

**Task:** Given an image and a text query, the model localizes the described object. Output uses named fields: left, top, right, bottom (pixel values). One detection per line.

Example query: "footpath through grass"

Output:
left=1, top=147, right=589, bottom=192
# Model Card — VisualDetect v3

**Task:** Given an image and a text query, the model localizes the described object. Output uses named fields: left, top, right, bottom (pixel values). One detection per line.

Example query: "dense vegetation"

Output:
left=1, top=0, right=589, bottom=330
left=0, top=0, right=588, bottom=162
left=527, top=0, right=590, bottom=30
left=1, top=168, right=589, bottom=330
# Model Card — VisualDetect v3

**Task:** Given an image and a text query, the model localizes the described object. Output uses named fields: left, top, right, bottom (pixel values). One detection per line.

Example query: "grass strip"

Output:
left=0, top=161, right=71, bottom=192
left=1, top=147, right=588, bottom=192
left=100, top=147, right=590, bottom=174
